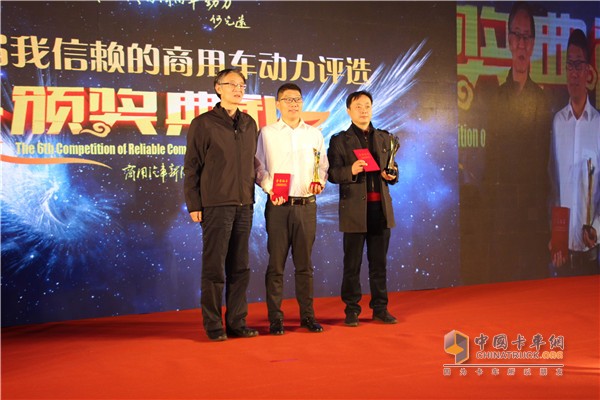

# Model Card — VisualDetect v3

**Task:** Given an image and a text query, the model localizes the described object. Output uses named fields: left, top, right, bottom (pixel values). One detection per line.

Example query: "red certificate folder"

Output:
left=551, top=206, right=570, bottom=257
left=353, top=148, right=380, bottom=172
left=272, top=173, right=291, bottom=202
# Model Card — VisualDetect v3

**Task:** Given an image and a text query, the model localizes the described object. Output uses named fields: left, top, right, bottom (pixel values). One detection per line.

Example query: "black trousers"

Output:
left=342, top=202, right=390, bottom=316
left=200, top=205, right=253, bottom=332
left=265, top=200, right=317, bottom=321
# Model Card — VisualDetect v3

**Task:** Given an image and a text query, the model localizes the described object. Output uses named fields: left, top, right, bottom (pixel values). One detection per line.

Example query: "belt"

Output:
left=284, top=195, right=316, bottom=206
left=367, top=192, right=381, bottom=202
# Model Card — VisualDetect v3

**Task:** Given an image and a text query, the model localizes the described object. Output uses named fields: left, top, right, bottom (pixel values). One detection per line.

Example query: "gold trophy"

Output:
left=584, top=158, right=597, bottom=243
left=384, top=135, right=400, bottom=176
left=310, top=148, right=322, bottom=192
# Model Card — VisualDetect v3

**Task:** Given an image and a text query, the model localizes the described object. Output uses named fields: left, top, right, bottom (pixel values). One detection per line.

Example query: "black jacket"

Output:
left=184, top=103, right=258, bottom=212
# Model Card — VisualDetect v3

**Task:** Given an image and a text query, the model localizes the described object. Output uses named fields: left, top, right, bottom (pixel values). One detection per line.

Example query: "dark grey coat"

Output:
left=327, top=125, right=398, bottom=233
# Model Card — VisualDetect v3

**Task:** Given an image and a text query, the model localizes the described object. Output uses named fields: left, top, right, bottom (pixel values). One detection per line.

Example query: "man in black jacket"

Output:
left=327, top=91, right=399, bottom=327
left=184, top=69, right=259, bottom=341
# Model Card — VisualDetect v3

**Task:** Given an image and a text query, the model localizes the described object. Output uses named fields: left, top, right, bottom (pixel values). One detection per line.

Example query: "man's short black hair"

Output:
left=567, top=29, right=589, bottom=63
left=346, top=91, right=373, bottom=109
left=508, top=1, right=535, bottom=39
left=276, top=83, right=302, bottom=100
left=213, top=68, right=246, bottom=99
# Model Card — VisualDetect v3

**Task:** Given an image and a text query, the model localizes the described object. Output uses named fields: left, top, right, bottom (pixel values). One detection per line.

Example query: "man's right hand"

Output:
left=189, top=211, right=202, bottom=223
left=551, top=250, right=567, bottom=268
left=352, top=160, right=368, bottom=175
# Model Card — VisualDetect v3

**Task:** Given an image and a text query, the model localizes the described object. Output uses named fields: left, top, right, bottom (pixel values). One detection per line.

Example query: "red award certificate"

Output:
left=550, top=206, right=570, bottom=257
left=272, top=173, right=291, bottom=202
left=353, top=148, right=380, bottom=172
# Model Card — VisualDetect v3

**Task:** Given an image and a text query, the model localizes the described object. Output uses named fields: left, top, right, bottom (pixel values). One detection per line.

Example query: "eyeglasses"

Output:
left=566, top=60, right=587, bottom=72
left=279, top=97, right=303, bottom=104
left=218, top=82, right=247, bottom=90
left=509, top=31, right=533, bottom=44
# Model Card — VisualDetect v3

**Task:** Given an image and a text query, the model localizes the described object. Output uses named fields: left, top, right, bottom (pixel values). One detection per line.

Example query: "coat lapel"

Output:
left=373, top=130, right=388, bottom=165
left=344, top=128, right=361, bottom=153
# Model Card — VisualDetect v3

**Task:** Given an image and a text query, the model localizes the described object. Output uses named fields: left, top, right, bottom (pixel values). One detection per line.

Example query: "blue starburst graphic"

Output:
left=1, top=76, right=120, bottom=278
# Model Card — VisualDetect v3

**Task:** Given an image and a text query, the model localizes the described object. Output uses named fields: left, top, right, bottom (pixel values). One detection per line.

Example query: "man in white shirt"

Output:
left=255, top=83, right=329, bottom=334
left=550, top=29, right=600, bottom=275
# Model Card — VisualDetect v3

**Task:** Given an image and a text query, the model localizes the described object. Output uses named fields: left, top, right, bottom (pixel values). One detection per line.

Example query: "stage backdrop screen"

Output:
left=3, top=1, right=597, bottom=326
left=1, top=1, right=459, bottom=326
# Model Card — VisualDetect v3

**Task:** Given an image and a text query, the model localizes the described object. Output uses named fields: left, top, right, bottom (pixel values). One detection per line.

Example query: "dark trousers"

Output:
left=200, top=205, right=253, bottom=332
left=342, top=202, right=390, bottom=316
left=265, top=200, right=317, bottom=321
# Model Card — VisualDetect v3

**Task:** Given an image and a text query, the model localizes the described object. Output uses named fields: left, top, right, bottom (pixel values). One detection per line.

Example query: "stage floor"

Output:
left=2, top=275, right=599, bottom=399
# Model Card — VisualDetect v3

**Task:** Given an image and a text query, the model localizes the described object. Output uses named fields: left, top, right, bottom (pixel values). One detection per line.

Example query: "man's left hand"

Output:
left=583, top=225, right=597, bottom=248
left=381, top=169, right=397, bottom=181
left=309, top=182, right=323, bottom=195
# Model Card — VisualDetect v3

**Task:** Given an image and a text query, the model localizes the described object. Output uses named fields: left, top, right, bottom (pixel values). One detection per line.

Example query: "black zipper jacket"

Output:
left=184, top=103, right=258, bottom=212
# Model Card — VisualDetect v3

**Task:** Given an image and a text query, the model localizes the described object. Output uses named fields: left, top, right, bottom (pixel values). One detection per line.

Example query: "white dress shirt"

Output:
left=256, top=119, right=329, bottom=197
left=551, top=97, right=600, bottom=251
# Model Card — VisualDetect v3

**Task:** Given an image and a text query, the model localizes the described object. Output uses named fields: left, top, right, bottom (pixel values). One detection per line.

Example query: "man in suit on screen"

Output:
left=482, top=1, right=552, bottom=281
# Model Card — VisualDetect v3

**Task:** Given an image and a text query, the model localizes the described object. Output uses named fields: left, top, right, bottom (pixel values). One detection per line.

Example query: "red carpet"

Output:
left=2, top=276, right=599, bottom=399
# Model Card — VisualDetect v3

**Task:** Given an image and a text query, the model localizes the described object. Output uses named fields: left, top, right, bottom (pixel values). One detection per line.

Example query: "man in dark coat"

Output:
left=327, top=91, right=399, bottom=327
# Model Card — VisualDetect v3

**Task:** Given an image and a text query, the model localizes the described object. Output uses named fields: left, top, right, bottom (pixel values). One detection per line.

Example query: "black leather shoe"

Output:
left=300, top=317, right=323, bottom=333
left=373, top=310, right=398, bottom=324
left=207, top=329, right=227, bottom=341
left=226, top=326, right=259, bottom=338
left=344, top=312, right=359, bottom=327
left=269, top=319, right=284, bottom=335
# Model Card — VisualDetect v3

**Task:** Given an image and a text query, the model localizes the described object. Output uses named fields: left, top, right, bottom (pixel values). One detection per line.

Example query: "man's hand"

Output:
left=270, top=192, right=286, bottom=206
left=548, top=240, right=567, bottom=267
left=381, top=168, right=397, bottom=181
left=309, top=182, right=323, bottom=195
left=551, top=250, right=567, bottom=267
left=583, top=225, right=597, bottom=248
left=352, top=160, right=368, bottom=175
left=189, top=211, right=202, bottom=223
